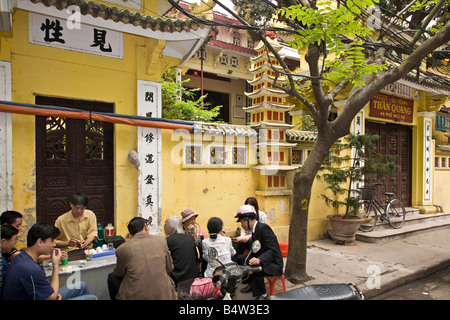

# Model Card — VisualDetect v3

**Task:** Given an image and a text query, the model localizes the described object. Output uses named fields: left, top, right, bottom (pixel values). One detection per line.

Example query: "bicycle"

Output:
left=358, top=185, right=406, bottom=232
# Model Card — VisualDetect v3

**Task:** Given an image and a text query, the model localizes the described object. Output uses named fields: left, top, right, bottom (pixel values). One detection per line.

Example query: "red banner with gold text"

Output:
left=370, top=93, right=413, bottom=123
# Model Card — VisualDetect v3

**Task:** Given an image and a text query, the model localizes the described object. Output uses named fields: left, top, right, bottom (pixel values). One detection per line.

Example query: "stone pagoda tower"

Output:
left=244, top=33, right=299, bottom=226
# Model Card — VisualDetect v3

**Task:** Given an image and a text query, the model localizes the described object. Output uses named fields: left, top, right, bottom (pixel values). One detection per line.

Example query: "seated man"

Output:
left=108, top=217, right=177, bottom=300
left=2, top=223, right=96, bottom=300
left=164, top=215, right=200, bottom=285
left=1, top=210, right=23, bottom=261
left=234, top=205, right=283, bottom=300
left=55, top=192, right=97, bottom=251
left=1, top=225, right=18, bottom=297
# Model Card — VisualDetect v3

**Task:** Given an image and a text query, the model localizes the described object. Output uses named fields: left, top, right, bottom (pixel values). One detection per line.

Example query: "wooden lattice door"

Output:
left=365, top=121, right=412, bottom=206
left=35, top=96, right=114, bottom=226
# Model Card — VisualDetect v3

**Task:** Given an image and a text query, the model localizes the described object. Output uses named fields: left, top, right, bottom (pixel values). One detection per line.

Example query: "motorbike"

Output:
left=177, top=239, right=366, bottom=300
left=268, top=282, right=365, bottom=300
left=177, top=241, right=262, bottom=300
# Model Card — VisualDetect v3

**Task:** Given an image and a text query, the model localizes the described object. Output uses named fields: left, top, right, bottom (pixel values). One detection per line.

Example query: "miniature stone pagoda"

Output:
left=244, top=33, right=299, bottom=218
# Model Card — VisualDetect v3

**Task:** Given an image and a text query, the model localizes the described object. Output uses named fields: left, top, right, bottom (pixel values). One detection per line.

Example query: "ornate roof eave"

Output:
left=193, top=122, right=258, bottom=137
left=19, top=0, right=211, bottom=63
left=286, top=130, right=318, bottom=142
left=244, top=86, right=289, bottom=98
left=251, top=164, right=300, bottom=172
left=207, top=39, right=257, bottom=57
left=249, top=62, right=284, bottom=74
left=25, top=0, right=207, bottom=32
left=247, top=72, right=287, bottom=85
left=436, top=144, right=450, bottom=153
left=254, top=141, right=297, bottom=148
left=250, top=122, right=295, bottom=130
left=243, top=102, right=295, bottom=112
left=250, top=52, right=286, bottom=63
left=254, top=38, right=283, bottom=52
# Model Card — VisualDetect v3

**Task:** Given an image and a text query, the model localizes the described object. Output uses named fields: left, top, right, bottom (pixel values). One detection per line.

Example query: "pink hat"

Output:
left=181, top=208, right=198, bottom=223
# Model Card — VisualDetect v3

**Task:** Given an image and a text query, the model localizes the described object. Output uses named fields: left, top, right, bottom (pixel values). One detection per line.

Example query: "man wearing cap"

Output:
left=235, top=205, right=283, bottom=300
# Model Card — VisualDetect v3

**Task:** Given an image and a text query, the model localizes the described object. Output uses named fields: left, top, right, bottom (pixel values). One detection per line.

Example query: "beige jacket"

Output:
left=112, top=231, right=177, bottom=300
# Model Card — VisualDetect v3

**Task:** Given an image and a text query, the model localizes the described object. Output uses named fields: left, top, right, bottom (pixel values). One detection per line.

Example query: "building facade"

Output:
left=0, top=0, right=210, bottom=243
left=1, top=0, right=449, bottom=247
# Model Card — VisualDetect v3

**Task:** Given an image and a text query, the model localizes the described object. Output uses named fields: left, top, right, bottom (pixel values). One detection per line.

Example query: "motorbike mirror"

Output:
left=252, top=240, right=261, bottom=253
left=208, top=247, right=219, bottom=260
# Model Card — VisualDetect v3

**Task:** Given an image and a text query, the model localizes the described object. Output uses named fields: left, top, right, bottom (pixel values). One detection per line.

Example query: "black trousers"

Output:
left=107, top=273, right=123, bottom=300
left=235, top=253, right=267, bottom=297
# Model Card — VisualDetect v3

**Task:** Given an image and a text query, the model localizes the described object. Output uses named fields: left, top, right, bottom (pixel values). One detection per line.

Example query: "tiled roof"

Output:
left=286, top=130, right=318, bottom=142
left=30, top=0, right=206, bottom=32
left=194, top=122, right=258, bottom=137
left=208, top=39, right=257, bottom=56
left=436, top=144, right=450, bottom=153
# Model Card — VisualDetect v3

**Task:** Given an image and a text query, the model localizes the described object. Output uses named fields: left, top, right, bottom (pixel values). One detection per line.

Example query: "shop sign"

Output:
left=370, top=93, right=413, bottom=123
left=29, top=12, right=123, bottom=59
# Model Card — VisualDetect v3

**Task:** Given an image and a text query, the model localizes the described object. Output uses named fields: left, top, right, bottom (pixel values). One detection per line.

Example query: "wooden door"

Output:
left=365, top=121, right=412, bottom=206
left=35, top=96, right=114, bottom=226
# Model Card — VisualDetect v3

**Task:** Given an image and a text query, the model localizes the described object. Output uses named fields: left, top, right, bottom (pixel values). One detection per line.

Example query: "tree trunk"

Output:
left=284, top=167, right=315, bottom=283
left=285, top=132, right=338, bottom=283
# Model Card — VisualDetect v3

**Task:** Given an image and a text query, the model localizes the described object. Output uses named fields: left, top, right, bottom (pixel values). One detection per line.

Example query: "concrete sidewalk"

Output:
left=290, top=228, right=450, bottom=299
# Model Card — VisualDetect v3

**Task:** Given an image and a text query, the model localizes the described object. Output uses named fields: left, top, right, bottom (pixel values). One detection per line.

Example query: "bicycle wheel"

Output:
left=386, top=199, right=406, bottom=229
left=359, top=200, right=377, bottom=232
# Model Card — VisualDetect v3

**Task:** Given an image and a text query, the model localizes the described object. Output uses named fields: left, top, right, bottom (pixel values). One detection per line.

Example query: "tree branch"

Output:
left=335, top=20, right=450, bottom=136
left=305, top=44, right=332, bottom=126
left=411, top=0, right=447, bottom=46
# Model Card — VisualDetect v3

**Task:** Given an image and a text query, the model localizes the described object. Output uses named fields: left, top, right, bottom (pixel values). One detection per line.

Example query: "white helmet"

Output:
left=235, top=205, right=257, bottom=222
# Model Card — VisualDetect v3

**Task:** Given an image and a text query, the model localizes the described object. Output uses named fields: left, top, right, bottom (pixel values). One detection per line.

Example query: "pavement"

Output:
left=235, top=227, right=450, bottom=300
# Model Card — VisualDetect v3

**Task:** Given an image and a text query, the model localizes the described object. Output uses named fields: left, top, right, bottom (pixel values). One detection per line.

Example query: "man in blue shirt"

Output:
left=1, top=225, right=19, bottom=298
left=2, top=223, right=96, bottom=300
left=1, top=211, right=23, bottom=261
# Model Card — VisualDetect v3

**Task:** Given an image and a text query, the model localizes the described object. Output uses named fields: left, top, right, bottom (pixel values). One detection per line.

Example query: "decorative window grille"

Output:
left=233, top=31, right=241, bottom=46
left=194, top=49, right=208, bottom=61
left=209, top=145, right=227, bottom=165
left=232, top=146, right=247, bottom=166
left=45, top=117, right=67, bottom=161
left=219, top=54, right=229, bottom=66
left=219, top=53, right=240, bottom=68
left=292, top=149, right=304, bottom=165
left=185, top=144, right=204, bottom=165
left=85, top=119, right=105, bottom=161
left=229, top=56, right=239, bottom=68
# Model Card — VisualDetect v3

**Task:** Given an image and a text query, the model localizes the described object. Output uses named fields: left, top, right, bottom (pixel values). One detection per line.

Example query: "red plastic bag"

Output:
left=189, top=278, right=214, bottom=300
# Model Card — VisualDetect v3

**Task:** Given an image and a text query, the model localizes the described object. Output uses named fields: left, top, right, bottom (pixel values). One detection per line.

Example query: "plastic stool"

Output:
left=264, top=275, right=286, bottom=295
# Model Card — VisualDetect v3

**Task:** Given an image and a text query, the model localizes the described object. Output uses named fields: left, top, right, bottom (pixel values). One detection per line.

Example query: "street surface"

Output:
left=372, top=266, right=450, bottom=300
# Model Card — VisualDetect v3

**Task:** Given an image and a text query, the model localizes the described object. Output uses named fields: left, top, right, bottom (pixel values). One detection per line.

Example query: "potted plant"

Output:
left=319, top=133, right=399, bottom=245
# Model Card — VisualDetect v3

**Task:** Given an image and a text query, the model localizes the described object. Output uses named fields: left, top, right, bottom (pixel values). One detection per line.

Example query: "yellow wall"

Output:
left=7, top=8, right=179, bottom=244
left=434, top=151, right=450, bottom=212
left=161, top=129, right=260, bottom=235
